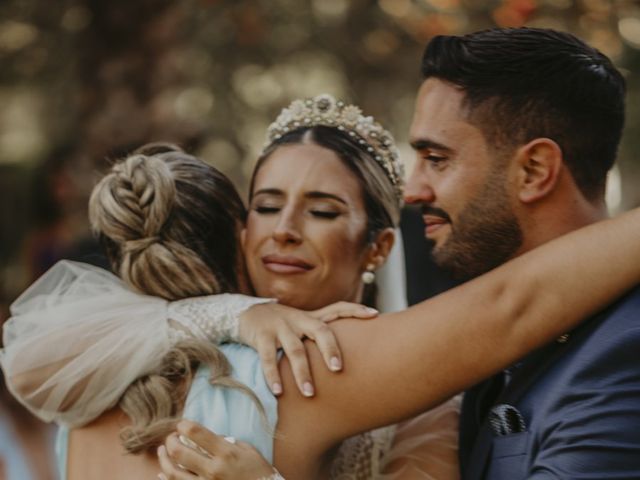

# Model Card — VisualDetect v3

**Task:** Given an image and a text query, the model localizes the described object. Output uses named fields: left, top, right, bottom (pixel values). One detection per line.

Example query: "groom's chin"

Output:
left=430, top=242, right=474, bottom=282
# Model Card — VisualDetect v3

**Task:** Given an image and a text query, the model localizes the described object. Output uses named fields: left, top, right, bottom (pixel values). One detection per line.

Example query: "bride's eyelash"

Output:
left=253, top=205, right=341, bottom=219
left=311, top=211, right=340, bottom=219
left=254, top=206, right=280, bottom=214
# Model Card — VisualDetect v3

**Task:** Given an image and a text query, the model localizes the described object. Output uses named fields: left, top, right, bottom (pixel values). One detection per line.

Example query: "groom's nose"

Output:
left=404, top=167, right=435, bottom=205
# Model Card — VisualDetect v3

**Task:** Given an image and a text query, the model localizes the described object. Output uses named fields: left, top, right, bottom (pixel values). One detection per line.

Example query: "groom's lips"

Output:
left=422, top=215, right=449, bottom=236
left=262, top=254, right=314, bottom=274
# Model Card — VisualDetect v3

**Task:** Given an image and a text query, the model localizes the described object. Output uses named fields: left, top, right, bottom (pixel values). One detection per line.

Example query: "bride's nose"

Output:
left=272, top=207, right=302, bottom=245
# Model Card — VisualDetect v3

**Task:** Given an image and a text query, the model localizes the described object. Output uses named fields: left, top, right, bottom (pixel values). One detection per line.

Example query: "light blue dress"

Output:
left=56, top=344, right=278, bottom=479
left=0, top=411, right=35, bottom=479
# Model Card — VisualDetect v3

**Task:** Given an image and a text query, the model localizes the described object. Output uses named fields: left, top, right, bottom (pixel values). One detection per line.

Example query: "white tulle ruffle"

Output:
left=0, top=260, right=270, bottom=428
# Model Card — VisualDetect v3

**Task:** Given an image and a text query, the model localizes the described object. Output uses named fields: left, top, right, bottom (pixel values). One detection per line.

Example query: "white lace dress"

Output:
left=330, top=397, right=460, bottom=480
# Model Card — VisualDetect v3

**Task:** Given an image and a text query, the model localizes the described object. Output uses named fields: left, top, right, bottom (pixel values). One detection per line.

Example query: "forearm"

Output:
left=168, top=293, right=273, bottom=343
left=277, top=208, right=640, bottom=446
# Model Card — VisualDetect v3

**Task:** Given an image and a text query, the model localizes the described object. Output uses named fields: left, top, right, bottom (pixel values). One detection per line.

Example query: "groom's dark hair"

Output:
left=421, top=27, right=625, bottom=201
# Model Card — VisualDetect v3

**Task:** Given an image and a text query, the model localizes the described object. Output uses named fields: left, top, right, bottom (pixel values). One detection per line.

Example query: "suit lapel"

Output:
left=460, top=374, right=504, bottom=479
left=461, top=343, right=561, bottom=480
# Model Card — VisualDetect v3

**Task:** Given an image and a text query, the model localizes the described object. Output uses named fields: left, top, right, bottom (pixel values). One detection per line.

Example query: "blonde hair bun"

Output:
left=89, top=149, right=219, bottom=299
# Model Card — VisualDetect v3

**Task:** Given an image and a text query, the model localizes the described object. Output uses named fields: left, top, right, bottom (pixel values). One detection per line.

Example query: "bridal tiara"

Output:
left=265, top=94, right=405, bottom=202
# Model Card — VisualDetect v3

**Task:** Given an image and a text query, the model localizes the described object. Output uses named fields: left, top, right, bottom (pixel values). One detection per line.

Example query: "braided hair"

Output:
left=89, top=144, right=264, bottom=453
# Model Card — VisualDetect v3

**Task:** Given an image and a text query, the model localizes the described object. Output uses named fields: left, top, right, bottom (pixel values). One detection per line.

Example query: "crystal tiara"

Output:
left=265, top=94, right=405, bottom=203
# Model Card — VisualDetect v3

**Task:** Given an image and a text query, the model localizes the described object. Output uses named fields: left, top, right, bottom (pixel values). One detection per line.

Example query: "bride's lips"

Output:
left=262, top=254, right=314, bottom=274
left=422, top=215, right=449, bottom=235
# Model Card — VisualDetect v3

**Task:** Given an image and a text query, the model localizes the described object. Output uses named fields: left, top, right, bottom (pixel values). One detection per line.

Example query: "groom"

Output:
left=405, top=28, right=640, bottom=479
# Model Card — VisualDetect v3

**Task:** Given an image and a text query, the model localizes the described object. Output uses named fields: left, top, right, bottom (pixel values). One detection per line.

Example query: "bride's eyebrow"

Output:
left=305, top=191, right=347, bottom=205
left=252, top=188, right=284, bottom=198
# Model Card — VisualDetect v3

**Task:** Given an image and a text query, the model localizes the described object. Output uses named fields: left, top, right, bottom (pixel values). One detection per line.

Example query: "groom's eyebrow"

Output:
left=410, top=138, right=453, bottom=153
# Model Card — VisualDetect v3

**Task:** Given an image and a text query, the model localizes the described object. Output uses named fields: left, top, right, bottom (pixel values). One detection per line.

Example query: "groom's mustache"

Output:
left=421, top=205, right=451, bottom=223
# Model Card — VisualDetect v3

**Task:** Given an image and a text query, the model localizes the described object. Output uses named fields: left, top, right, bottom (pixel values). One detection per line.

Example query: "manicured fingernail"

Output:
left=330, top=356, right=342, bottom=371
left=303, top=382, right=315, bottom=397
left=272, top=382, right=282, bottom=395
left=364, top=307, right=378, bottom=314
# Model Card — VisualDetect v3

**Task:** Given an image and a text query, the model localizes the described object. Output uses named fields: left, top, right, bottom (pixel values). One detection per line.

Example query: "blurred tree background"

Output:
left=1, top=0, right=640, bottom=317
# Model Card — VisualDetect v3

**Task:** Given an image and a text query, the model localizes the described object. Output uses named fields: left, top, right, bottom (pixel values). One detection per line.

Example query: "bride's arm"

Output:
left=0, top=271, right=272, bottom=426
left=275, top=208, right=640, bottom=465
left=0, top=262, right=373, bottom=427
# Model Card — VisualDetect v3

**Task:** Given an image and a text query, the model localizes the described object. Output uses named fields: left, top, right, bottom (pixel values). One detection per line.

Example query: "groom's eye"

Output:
left=424, top=154, right=448, bottom=170
left=425, top=154, right=446, bottom=163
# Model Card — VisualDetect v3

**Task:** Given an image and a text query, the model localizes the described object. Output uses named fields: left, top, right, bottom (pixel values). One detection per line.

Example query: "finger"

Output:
left=255, top=337, right=283, bottom=396
left=278, top=333, right=314, bottom=397
left=305, top=321, right=342, bottom=372
left=165, top=432, right=216, bottom=474
left=312, top=302, right=378, bottom=322
left=176, top=421, right=234, bottom=459
left=157, top=445, right=195, bottom=480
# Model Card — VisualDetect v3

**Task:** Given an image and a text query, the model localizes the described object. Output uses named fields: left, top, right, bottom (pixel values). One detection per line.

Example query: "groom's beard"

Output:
left=427, top=171, right=523, bottom=282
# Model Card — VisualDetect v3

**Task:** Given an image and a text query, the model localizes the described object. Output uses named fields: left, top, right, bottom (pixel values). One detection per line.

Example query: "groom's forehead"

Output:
left=411, top=81, right=474, bottom=140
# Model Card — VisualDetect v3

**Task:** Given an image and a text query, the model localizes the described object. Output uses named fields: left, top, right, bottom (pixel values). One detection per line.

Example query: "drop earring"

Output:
left=362, top=264, right=376, bottom=284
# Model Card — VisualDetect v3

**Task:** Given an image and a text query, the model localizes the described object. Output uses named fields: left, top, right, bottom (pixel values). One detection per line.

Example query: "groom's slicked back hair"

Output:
left=421, top=27, right=626, bottom=201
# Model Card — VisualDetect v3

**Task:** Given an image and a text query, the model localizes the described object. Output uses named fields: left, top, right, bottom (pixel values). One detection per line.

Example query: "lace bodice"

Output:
left=330, top=426, right=397, bottom=480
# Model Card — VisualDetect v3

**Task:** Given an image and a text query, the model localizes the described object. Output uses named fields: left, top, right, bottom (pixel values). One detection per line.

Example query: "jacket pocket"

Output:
left=486, top=431, right=529, bottom=479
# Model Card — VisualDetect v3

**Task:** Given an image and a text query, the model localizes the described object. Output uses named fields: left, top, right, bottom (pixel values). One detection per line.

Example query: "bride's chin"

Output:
left=269, top=287, right=313, bottom=310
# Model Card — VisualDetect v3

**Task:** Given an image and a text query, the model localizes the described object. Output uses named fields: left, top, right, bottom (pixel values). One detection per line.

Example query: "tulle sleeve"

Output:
left=379, top=396, right=461, bottom=480
left=0, top=260, right=271, bottom=428
left=0, top=260, right=174, bottom=427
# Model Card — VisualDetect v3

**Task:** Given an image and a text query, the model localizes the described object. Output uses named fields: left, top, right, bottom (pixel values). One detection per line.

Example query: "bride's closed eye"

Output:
left=307, top=200, right=344, bottom=220
left=310, top=210, right=341, bottom=219
left=254, top=206, right=341, bottom=219
left=254, top=205, right=281, bottom=214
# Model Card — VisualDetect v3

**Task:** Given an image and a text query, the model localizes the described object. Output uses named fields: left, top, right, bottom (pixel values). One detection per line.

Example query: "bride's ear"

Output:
left=365, top=228, right=395, bottom=269
left=240, top=227, right=247, bottom=251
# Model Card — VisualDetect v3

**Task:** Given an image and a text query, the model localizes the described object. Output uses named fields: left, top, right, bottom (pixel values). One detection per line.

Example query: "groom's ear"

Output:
left=514, top=138, right=563, bottom=204
left=364, top=228, right=395, bottom=269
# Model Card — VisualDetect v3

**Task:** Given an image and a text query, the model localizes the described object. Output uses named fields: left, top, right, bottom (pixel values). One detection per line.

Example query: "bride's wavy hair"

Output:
left=89, top=143, right=263, bottom=453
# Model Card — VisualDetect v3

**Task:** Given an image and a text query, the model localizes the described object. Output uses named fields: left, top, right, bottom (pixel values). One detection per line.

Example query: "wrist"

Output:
left=257, top=470, right=285, bottom=480
left=237, top=300, right=279, bottom=346
left=168, top=294, right=274, bottom=344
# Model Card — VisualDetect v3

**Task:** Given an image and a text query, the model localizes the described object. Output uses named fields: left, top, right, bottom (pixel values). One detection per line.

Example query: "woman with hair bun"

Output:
left=3, top=98, right=640, bottom=479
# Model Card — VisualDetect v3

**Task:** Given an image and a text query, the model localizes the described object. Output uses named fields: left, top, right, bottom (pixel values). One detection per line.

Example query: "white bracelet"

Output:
left=167, top=294, right=274, bottom=343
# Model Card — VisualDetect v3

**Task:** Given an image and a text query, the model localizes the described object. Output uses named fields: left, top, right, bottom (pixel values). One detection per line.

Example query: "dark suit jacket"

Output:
left=459, top=285, right=640, bottom=479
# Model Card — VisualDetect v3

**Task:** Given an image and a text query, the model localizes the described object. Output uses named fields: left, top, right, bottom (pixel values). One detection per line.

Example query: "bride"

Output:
left=4, top=96, right=459, bottom=479
left=3, top=96, right=640, bottom=479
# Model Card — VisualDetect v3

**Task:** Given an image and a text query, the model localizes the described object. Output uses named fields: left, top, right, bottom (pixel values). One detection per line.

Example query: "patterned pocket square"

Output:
left=489, top=404, right=527, bottom=436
